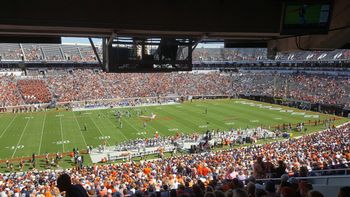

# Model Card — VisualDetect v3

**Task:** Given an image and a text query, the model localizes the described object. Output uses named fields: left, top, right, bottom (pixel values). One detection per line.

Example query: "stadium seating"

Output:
left=0, top=75, right=24, bottom=107
left=0, top=69, right=349, bottom=108
left=0, top=43, right=22, bottom=61
left=21, top=44, right=44, bottom=61
left=1, top=43, right=350, bottom=63
left=0, top=122, right=348, bottom=196
left=40, top=44, right=64, bottom=61
left=61, top=44, right=83, bottom=61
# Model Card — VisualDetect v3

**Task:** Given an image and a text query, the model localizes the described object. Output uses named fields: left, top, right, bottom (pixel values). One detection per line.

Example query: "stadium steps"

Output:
left=61, top=44, right=83, bottom=61
left=21, top=44, right=44, bottom=61
left=40, top=44, right=64, bottom=61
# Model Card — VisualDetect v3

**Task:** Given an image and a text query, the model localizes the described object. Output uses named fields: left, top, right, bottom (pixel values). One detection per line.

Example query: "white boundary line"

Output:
left=11, top=118, right=30, bottom=158
left=73, top=112, right=88, bottom=147
left=0, top=115, right=17, bottom=138
left=88, top=115, right=111, bottom=146
left=120, top=117, right=141, bottom=139
left=59, top=112, right=65, bottom=152
left=155, top=107, right=193, bottom=135
left=37, top=112, right=47, bottom=154
left=102, top=110, right=130, bottom=140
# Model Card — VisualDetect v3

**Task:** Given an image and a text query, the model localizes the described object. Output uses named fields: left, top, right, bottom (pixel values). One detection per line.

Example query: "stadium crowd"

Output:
left=0, top=123, right=349, bottom=196
left=231, top=72, right=350, bottom=107
left=0, top=75, right=24, bottom=107
left=46, top=70, right=233, bottom=102
left=22, top=45, right=44, bottom=61
left=17, top=80, right=52, bottom=104
left=0, top=69, right=349, bottom=109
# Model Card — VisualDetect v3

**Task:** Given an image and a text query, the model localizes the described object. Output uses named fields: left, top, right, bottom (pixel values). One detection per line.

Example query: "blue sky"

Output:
left=62, top=37, right=102, bottom=44
left=61, top=37, right=224, bottom=48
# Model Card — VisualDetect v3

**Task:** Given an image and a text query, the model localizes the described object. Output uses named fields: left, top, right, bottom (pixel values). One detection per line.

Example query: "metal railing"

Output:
left=256, top=168, right=350, bottom=186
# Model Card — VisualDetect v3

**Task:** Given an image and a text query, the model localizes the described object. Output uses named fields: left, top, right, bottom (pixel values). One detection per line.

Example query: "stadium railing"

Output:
left=256, top=168, right=350, bottom=185
left=256, top=172, right=350, bottom=197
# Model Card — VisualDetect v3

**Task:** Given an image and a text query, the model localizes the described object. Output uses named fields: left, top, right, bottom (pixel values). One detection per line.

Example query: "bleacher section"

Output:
left=21, top=44, right=44, bottom=61
left=0, top=43, right=22, bottom=61
left=79, top=45, right=98, bottom=62
left=0, top=44, right=350, bottom=64
left=0, top=75, right=24, bottom=107
left=0, top=69, right=349, bottom=109
left=1, top=43, right=100, bottom=63
left=61, top=44, right=82, bottom=61
left=17, top=79, right=52, bottom=104
left=40, top=44, right=64, bottom=61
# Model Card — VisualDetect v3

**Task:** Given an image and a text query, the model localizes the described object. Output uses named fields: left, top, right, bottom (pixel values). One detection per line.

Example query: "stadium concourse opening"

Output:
left=0, top=0, right=350, bottom=196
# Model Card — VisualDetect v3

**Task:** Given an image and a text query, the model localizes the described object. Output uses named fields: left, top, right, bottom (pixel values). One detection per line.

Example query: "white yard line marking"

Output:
left=73, top=112, right=88, bottom=147
left=102, top=112, right=129, bottom=140
left=0, top=115, right=17, bottom=138
left=38, top=113, right=47, bottom=154
left=88, top=115, right=111, bottom=146
left=59, top=113, right=65, bottom=152
left=118, top=119, right=139, bottom=139
left=157, top=108, right=193, bottom=135
left=11, top=118, right=30, bottom=158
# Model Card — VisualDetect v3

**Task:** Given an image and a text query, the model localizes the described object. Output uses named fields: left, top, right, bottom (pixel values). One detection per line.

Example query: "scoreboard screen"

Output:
left=281, top=2, right=332, bottom=35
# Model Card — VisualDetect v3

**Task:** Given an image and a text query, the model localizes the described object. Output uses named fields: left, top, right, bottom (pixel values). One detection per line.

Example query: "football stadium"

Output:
left=0, top=1, right=349, bottom=196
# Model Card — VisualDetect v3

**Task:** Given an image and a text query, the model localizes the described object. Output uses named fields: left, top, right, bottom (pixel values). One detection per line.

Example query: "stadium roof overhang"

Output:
left=0, top=0, right=282, bottom=39
left=0, top=25, right=281, bottom=40
left=0, top=0, right=349, bottom=52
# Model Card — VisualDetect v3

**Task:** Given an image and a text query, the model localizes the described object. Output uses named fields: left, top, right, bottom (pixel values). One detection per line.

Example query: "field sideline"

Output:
left=0, top=99, right=348, bottom=169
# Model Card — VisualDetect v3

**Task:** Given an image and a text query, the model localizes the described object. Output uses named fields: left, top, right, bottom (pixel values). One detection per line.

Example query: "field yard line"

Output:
left=38, top=112, right=47, bottom=154
left=156, top=108, right=193, bottom=134
left=11, top=118, right=30, bottom=159
left=88, top=115, right=111, bottom=146
left=59, top=113, right=65, bottom=152
left=103, top=115, right=128, bottom=140
left=169, top=106, right=220, bottom=132
left=72, top=112, right=88, bottom=147
left=0, top=114, right=17, bottom=138
left=120, top=117, right=142, bottom=139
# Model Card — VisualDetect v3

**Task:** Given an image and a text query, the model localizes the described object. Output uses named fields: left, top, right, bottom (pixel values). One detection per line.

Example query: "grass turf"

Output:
left=0, top=98, right=348, bottom=172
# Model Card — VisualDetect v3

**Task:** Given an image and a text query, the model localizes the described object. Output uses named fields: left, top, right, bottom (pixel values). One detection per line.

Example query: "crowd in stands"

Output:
left=47, top=70, right=233, bottom=102
left=231, top=72, right=350, bottom=107
left=0, top=75, right=24, bottom=107
left=0, top=69, right=349, bottom=108
left=47, top=69, right=106, bottom=102
left=22, top=44, right=44, bottom=61
left=0, top=122, right=348, bottom=196
left=17, top=79, right=52, bottom=104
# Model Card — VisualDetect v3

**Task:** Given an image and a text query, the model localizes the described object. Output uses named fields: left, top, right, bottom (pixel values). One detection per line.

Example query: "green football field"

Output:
left=0, top=99, right=348, bottom=170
